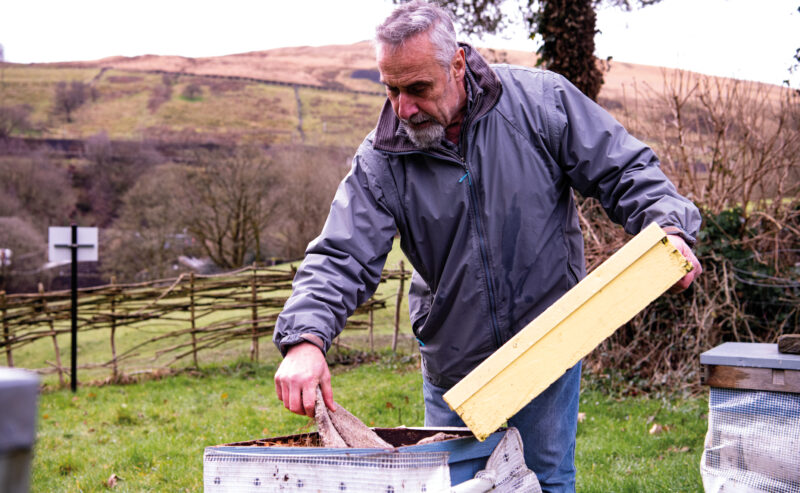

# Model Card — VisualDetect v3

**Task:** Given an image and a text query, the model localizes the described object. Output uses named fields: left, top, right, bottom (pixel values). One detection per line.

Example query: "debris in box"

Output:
left=222, top=427, right=479, bottom=448
left=314, top=388, right=392, bottom=448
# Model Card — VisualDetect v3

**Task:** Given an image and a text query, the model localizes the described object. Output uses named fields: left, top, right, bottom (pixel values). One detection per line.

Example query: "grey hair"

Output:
left=375, top=1, right=459, bottom=70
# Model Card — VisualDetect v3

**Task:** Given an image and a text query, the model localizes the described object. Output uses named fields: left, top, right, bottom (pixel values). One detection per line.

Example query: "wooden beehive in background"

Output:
left=699, top=343, right=800, bottom=490
left=444, top=223, right=693, bottom=440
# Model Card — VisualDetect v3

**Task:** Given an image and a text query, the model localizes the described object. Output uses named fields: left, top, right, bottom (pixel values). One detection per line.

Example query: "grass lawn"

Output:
left=23, top=239, right=708, bottom=491
left=32, top=356, right=708, bottom=492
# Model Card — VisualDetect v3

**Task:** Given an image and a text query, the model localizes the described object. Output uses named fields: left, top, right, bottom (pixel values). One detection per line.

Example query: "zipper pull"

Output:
left=458, top=171, right=472, bottom=185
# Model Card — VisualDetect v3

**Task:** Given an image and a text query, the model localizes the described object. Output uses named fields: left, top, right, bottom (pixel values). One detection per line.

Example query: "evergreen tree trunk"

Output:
left=529, top=0, right=604, bottom=101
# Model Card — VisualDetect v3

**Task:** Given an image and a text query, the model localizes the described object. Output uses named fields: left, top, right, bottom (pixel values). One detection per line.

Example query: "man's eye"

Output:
left=386, top=86, right=399, bottom=95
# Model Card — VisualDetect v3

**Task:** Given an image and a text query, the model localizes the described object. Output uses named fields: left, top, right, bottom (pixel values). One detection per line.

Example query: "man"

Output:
left=273, top=1, right=702, bottom=491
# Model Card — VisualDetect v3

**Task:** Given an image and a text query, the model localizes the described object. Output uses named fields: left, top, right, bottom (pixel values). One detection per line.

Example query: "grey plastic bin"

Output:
left=0, top=367, right=40, bottom=493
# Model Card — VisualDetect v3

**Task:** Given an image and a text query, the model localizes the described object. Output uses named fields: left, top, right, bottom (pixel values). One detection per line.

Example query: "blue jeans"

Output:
left=422, top=361, right=581, bottom=493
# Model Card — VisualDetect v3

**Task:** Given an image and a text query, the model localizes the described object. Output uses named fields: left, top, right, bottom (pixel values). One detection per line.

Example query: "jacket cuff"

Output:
left=278, top=333, right=326, bottom=357
left=661, top=225, right=696, bottom=247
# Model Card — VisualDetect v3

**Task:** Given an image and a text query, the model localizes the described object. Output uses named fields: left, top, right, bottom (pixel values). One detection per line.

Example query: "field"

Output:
left=6, top=40, right=784, bottom=149
left=0, top=63, right=384, bottom=147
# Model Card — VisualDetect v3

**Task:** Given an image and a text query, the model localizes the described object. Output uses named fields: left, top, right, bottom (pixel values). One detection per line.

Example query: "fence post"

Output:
left=250, top=263, right=259, bottom=362
left=1, top=290, right=12, bottom=367
left=109, top=277, right=119, bottom=381
left=40, top=283, right=64, bottom=386
left=369, top=306, right=374, bottom=352
left=392, top=260, right=405, bottom=353
left=190, top=272, right=198, bottom=369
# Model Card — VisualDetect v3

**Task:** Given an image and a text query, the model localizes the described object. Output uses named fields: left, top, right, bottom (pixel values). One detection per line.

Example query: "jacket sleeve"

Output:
left=546, top=73, right=702, bottom=243
left=273, top=154, right=397, bottom=356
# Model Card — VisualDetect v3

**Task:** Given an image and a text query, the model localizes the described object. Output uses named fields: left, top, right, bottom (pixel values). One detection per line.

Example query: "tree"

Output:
left=101, top=164, right=197, bottom=281
left=272, top=147, right=351, bottom=259
left=181, top=83, right=203, bottom=101
left=179, top=147, right=281, bottom=269
left=53, top=80, right=89, bottom=123
left=527, top=0, right=603, bottom=100
left=0, top=150, right=76, bottom=229
left=82, top=132, right=163, bottom=226
left=788, top=6, right=800, bottom=93
left=0, top=104, right=34, bottom=139
left=148, top=77, right=173, bottom=113
left=432, top=0, right=661, bottom=101
left=0, top=216, right=46, bottom=293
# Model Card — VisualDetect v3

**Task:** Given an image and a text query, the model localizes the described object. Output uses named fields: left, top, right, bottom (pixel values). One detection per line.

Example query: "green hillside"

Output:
left=0, top=64, right=384, bottom=147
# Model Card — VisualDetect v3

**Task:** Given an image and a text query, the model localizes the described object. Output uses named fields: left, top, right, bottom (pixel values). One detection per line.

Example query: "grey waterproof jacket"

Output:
left=274, top=45, right=701, bottom=388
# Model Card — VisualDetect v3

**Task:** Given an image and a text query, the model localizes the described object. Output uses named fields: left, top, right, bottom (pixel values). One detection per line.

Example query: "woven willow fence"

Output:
left=0, top=263, right=411, bottom=385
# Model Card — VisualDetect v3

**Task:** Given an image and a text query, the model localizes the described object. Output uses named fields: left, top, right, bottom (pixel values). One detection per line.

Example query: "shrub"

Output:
left=181, top=83, right=203, bottom=101
left=148, top=83, right=172, bottom=113
left=583, top=72, right=800, bottom=392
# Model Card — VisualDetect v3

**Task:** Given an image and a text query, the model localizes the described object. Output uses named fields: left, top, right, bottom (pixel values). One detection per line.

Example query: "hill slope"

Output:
left=1, top=40, right=786, bottom=149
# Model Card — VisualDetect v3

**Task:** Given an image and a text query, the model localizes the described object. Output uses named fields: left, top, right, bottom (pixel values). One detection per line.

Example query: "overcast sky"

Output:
left=1, top=0, right=798, bottom=87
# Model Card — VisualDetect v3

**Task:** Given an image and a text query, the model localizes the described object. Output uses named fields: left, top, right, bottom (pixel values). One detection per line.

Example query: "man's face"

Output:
left=377, top=32, right=465, bottom=148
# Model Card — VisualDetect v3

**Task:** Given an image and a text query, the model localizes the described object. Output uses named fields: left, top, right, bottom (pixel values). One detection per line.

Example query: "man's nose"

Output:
left=397, top=93, right=418, bottom=121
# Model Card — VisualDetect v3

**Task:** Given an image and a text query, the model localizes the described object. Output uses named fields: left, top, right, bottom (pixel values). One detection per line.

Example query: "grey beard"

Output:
left=400, top=114, right=445, bottom=149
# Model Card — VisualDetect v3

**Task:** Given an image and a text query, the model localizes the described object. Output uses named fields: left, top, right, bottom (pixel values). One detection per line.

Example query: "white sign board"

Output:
left=48, top=227, right=99, bottom=263
left=0, top=249, right=10, bottom=266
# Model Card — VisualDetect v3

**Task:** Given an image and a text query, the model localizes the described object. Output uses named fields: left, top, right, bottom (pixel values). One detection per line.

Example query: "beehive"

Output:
left=204, top=427, right=506, bottom=492
left=700, top=342, right=800, bottom=492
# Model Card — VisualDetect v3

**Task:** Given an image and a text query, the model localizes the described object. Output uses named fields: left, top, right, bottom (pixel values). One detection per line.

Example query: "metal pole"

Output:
left=70, top=223, right=78, bottom=392
left=392, top=260, right=405, bottom=353
left=0, top=249, right=6, bottom=292
left=250, top=263, right=259, bottom=362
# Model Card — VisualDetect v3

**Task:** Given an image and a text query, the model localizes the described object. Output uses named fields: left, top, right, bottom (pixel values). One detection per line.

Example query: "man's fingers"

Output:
left=274, top=375, right=283, bottom=403
left=667, top=234, right=702, bottom=293
left=287, top=381, right=304, bottom=415
left=672, top=272, right=693, bottom=292
left=690, top=254, right=702, bottom=277
left=320, top=376, right=336, bottom=412
left=274, top=342, right=333, bottom=416
left=302, top=384, right=318, bottom=417
left=280, top=378, right=313, bottom=416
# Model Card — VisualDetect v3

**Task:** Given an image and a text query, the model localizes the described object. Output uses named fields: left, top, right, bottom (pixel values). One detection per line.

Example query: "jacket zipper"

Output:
left=389, top=91, right=503, bottom=348
left=408, top=146, right=503, bottom=350
left=456, top=91, right=503, bottom=349
left=458, top=155, right=502, bottom=349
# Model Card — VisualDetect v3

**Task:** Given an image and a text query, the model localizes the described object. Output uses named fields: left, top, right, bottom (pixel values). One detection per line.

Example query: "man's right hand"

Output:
left=274, top=342, right=336, bottom=417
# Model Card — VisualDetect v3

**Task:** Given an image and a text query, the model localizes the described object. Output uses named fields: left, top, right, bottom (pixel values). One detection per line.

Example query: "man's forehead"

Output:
left=377, top=36, right=443, bottom=85
left=377, top=32, right=430, bottom=53
left=378, top=67, right=437, bottom=87
left=377, top=32, right=436, bottom=65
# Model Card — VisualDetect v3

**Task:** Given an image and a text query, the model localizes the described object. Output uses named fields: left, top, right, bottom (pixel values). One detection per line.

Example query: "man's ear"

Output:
left=451, top=47, right=466, bottom=81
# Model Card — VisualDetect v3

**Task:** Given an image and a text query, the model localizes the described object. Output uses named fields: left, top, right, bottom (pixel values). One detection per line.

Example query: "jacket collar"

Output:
left=372, top=43, right=503, bottom=154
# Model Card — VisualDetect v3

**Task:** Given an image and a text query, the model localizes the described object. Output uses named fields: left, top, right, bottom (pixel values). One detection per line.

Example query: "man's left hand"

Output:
left=667, top=234, right=702, bottom=292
